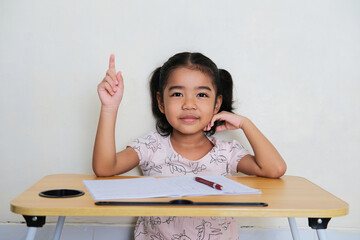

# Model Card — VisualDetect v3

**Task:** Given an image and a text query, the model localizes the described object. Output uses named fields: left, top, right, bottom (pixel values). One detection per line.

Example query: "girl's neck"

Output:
left=170, top=130, right=207, bottom=146
left=170, top=130, right=214, bottom=161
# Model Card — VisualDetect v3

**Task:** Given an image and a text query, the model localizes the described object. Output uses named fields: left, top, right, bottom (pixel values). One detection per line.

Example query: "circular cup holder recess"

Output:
left=168, top=199, right=194, bottom=205
left=39, top=189, right=84, bottom=198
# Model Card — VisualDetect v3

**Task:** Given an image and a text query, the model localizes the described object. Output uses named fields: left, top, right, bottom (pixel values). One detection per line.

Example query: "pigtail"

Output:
left=149, top=67, right=173, bottom=136
left=218, top=69, right=234, bottom=113
left=150, top=67, right=162, bottom=118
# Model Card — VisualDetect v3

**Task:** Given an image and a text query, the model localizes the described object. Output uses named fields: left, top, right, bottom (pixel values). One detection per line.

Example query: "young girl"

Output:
left=93, top=52, right=286, bottom=240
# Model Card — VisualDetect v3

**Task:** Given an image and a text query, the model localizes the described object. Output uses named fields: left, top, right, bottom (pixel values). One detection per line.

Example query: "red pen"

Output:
left=195, top=177, right=223, bottom=190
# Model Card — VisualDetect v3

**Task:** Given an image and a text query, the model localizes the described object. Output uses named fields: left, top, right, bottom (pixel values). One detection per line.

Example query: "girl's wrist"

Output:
left=239, top=116, right=251, bottom=130
left=100, top=105, right=119, bottom=114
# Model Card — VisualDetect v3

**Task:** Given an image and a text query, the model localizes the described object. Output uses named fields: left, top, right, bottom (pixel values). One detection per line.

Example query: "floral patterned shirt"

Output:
left=128, top=131, right=249, bottom=240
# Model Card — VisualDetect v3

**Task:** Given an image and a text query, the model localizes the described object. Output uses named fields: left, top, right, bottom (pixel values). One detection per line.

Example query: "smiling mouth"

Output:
left=180, top=116, right=199, bottom=123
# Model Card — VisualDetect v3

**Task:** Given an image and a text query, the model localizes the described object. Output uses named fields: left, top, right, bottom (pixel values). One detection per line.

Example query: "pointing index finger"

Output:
left=109, top=54, right=116, bottom=70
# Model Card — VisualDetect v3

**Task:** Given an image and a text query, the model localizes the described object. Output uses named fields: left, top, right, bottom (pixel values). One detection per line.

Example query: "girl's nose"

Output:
left=182, top=96, right=197, bottom=110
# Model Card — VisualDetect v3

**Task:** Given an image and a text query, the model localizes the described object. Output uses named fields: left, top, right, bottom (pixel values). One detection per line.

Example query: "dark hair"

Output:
left=150, top=52, right=234, bottom=136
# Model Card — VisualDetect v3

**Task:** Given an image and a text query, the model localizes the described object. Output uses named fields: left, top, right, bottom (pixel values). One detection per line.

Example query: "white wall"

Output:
left=1, top=0, right=359, bottom=235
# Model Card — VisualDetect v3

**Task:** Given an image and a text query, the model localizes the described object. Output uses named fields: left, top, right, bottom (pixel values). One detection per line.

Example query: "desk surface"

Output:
left=11, top=174, right=348, bottom=218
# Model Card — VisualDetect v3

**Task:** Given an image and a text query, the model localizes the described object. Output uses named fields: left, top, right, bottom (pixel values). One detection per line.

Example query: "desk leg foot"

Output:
left=52, top=216, right=66, bottom=240
left=308, top=218, right=331, bottom=240
left=288, top=218, right=300, bottom=240
left=25, top=227, right=37, bottom=240
left=23, top=215, right=46, bottom=227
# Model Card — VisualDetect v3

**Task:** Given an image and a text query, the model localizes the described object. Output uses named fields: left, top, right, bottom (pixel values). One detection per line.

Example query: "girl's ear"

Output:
left=156, top=92, right=165, bottom=114
left=214, top=95, right=223, bottom=114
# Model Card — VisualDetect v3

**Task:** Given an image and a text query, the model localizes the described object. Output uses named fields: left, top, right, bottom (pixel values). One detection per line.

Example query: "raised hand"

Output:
left=97, top=54, right=124, bottom=110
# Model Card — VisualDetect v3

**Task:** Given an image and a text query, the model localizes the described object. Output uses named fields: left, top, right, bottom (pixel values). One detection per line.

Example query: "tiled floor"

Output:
left=0, top=224, right=359, bottom=240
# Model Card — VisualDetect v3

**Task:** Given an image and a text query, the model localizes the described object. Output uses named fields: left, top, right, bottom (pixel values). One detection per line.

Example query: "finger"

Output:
left=104, top=82, right=115, bottom=95
left=100, top=79, right=116, bottom=94
left=98, top=81, right=114, bottom=96
left=214, top=124, right=227, bottom=132
left=210, top=115, right=221, bottom=128
left=106, top=69, right=118, bottom=85
left=109, top=54, right=116, bottom=71
left=204, top=117, right=216, bottom=131
left=104, top=75, right=117, bottom=91
left=204, top=116, right=217, bottom=131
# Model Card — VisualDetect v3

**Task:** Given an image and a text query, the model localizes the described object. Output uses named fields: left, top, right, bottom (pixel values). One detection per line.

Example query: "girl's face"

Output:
left=157, top=67, right=222, bottom=136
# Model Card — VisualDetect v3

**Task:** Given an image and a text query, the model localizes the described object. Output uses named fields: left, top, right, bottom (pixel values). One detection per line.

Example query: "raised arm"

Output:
left=92, top=54, right=139, bottom=177
left=205, top=111, right=287, bottom=178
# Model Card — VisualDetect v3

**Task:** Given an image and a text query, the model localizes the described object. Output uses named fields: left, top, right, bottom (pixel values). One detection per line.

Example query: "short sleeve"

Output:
left=127, top=132, right=161, bottom=166
left=228, top=140, right=250, bottom=175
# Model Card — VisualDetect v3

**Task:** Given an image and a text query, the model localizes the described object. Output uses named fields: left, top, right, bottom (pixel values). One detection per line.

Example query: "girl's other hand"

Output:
left=204, top=111, right=248, bottom=132
left=97, top=54, right=124, bottom=110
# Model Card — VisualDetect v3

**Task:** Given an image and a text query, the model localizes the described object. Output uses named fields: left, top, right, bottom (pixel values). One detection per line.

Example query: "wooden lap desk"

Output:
left=10, top=174, right=348, bottom=240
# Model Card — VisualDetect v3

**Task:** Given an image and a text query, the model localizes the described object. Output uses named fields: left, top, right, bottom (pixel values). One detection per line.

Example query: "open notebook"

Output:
left=83, top=176, right=260, bottom=201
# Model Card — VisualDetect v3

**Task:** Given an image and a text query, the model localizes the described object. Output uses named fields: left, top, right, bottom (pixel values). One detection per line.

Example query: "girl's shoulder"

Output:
left=131, top=131, right=169, bottom=145
left=127, top=131, right=171, bottom=158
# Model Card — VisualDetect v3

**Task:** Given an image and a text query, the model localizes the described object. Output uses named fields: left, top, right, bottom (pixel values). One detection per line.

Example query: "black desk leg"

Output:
left=23, top=215, right=65, bottom=240
left=308, top=218, right=331, bottom=240
left=23, top=216, right=46, bottom=240
left=23, top=215, right=46, bottom=227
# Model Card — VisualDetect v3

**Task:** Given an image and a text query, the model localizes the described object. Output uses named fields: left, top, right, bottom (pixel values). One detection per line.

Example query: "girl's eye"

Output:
left=171, top=92, right=183, bottom=97
left=197, top=93, right=208, bottom=98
